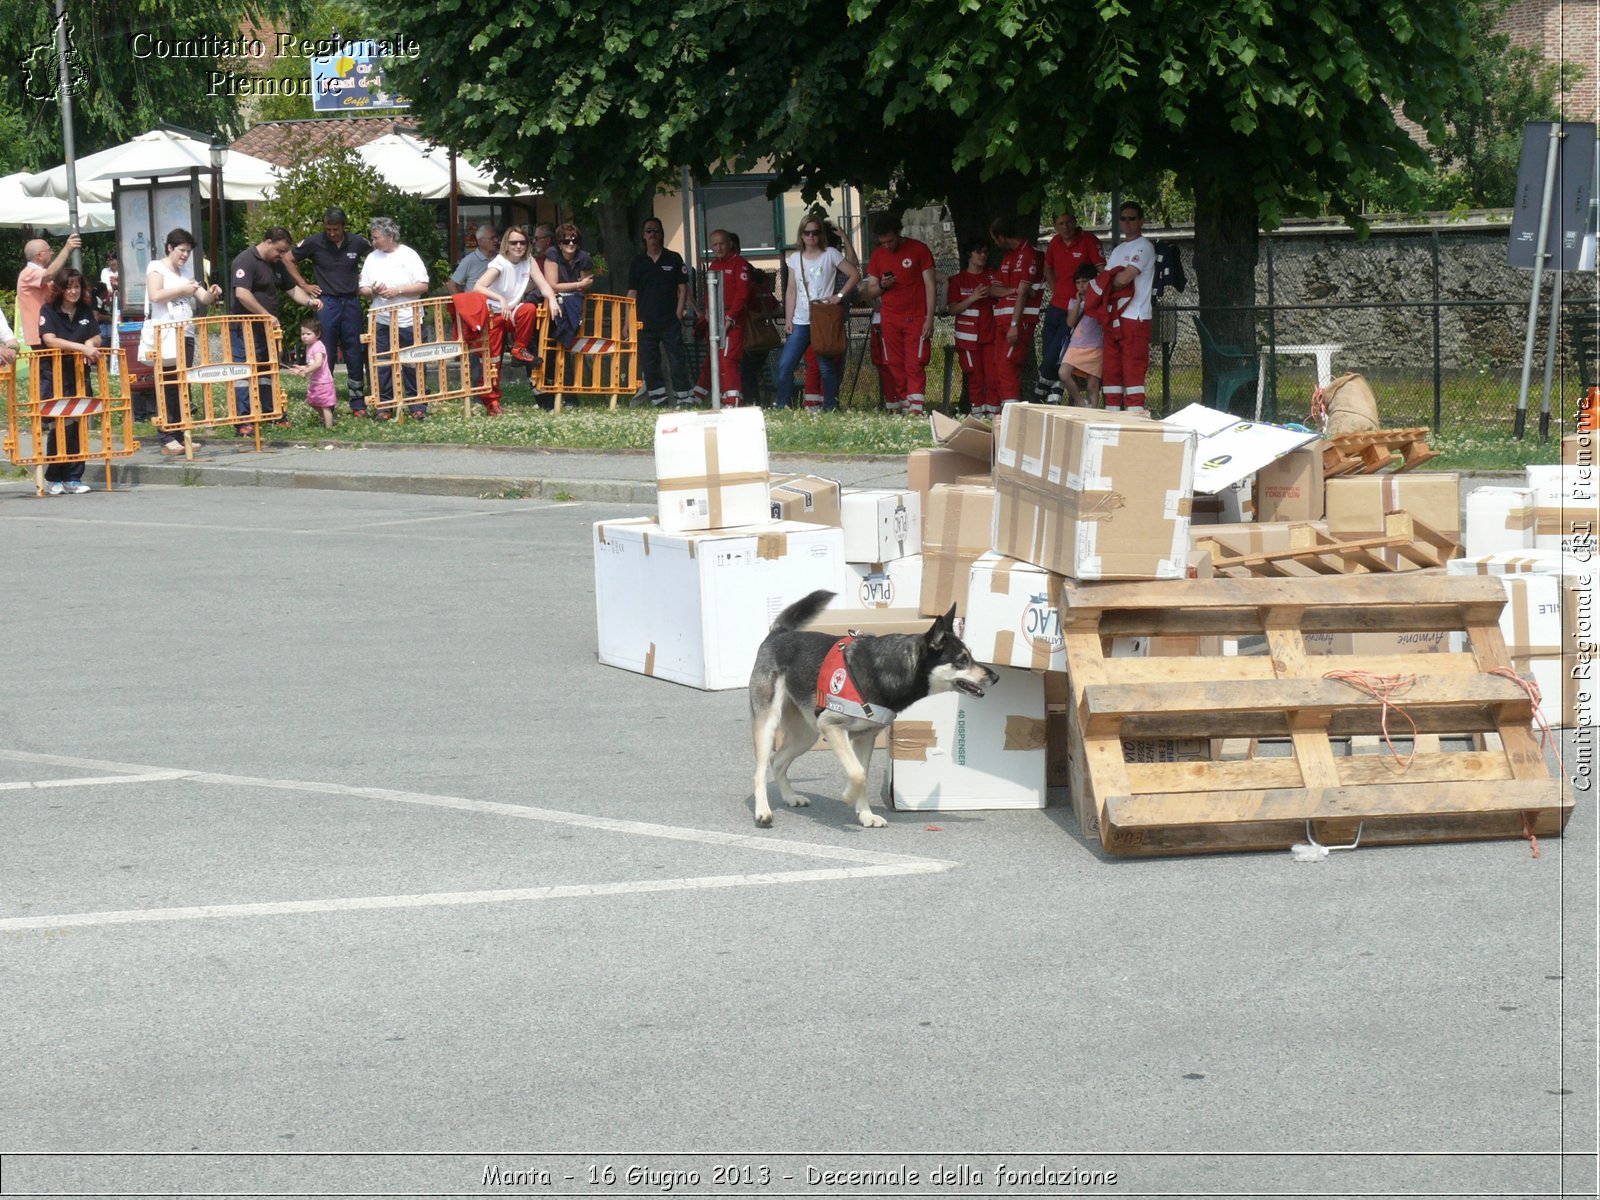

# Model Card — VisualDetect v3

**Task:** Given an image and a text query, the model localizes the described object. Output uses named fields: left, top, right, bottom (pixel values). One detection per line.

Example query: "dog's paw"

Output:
left=754, top=811, right=774, bottom=828
left=858, top=810, right=888, bottom=829
left=786, top=795, right=810, bottom=808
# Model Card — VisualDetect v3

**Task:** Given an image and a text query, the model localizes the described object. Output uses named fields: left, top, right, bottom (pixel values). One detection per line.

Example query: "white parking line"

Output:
left=0, top=749, right=957, bottom=931
left=0, top=770, right=191, bottom=792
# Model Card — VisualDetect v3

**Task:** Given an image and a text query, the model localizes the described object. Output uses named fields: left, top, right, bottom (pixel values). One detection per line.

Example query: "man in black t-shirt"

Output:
left=625, top=218, right=690, bottom=405
left=228, top=226, right=322, bottom=428
left=284, top=206, right=372, bottom=414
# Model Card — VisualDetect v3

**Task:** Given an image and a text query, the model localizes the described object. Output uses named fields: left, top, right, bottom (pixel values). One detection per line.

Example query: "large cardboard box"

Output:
left=909, top=448, right=989, bottom=511
left=1325, top=473, right=1461, bottom=569
left=654, top=408, right=771, bottom=532
left=993, top=403, right=1197, bottom=581
left=1255, top=442, right=1327, bottom=522
left=920, top=484, right=997, bottom=619
left=1192, top=521, right=1329, bottom=561
left=593, top=518, right=843, bottom=690
left=769, top=473, right=842, bottom=526
left=1525, top=465, right=1600, bottom=557
left=832, top=555, right=924, bottom=610
left=1563, top=432, right=1596, bottom=468
left=964, top=552, right=1065, bottom=671
left=1464, top=486, right=1536, bottom=558
left=889, top=666, right=1047, bottom=810
left=840, top=488, right=922, bottom=563
left=930, top=411, right=995, bottom=464
left=805, top=608, right=933, bottom=637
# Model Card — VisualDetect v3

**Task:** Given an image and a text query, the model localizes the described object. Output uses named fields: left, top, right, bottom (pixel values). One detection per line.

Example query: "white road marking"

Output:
left=0, top=749, right=956, bottom=931
left=0, top=770, right=191, bottom=792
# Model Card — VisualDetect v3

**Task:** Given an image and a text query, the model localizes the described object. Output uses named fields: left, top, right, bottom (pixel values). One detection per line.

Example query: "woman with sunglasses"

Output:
left=475, top=225, right=560, bottom=412
left=775, top=218, right=859, bottom=411
left=36, top=268, right=102, bottom=494
left=542, top=224, right=594, bottom=367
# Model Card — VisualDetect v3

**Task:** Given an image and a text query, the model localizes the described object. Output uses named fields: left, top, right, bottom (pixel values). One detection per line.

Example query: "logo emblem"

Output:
left=22, top=13, right=84, bottom=101
left=901, top=257, right=912, bottom=269
left=1020, top=591, right=1063, bottom=649
left=1203, top=454, right=1233, bottom=470
left=829, top=667, right=848, bottom=695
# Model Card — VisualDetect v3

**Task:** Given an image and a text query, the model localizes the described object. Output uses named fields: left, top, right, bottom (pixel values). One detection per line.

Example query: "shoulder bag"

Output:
left=799, top=252, right=846, bottom=357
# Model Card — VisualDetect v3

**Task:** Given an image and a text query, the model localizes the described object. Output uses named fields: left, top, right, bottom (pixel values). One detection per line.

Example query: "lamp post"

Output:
left=209, top=134, right=229, bottom=287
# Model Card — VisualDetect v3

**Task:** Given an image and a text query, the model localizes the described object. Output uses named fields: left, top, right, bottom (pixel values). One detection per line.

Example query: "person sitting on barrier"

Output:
left=542, top=222, right=594, bottom=349
left=228, top=226, right=323, bottom=435
left=359, top=216, right=432, bottom=420
left=476, top=223, right=559, bottom=368
left=285, top=317, right=337, bottom=429
left=37, top=269, right=101, bottom=495
left=147, top=227, right=223, bottom=455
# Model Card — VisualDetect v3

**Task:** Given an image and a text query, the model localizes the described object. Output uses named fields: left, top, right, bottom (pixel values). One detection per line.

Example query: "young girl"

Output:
left=1060, top=263, right=1105, bottom=407
left=287, top=318, right=336, bottom=427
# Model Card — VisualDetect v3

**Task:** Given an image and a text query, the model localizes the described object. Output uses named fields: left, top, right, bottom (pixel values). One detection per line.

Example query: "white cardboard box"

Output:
left=889, top=666, right=1047, bottom=810
left=1163, top=403, right=1320, bottom=494
left=1525, top=465, right=1600, bottom=557
left=1465, top=486, right=1536, bottom=558
left=839, top=488, right=922, bottom=563
left=654, top=407, right=772, bottom=533
left=831, top=555, right=925, bottom=610
left=964, top=552, right=1065, bottom=671
left=593, top=517, right=843, bottom=690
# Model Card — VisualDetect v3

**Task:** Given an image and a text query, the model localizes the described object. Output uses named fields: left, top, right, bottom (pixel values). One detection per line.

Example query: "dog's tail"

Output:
left=770, top=590, right=836, bottom=633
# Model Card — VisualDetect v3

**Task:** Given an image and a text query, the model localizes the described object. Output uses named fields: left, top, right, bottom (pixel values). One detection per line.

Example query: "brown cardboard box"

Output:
left=805, top=608, right=933, bottom=637
left=929, top=411, right=995, bottom=464
left=1563, top=432, right=1596, bottom=468
left=919, top=484, right=997, bottom=618
left=769, top=473, right=842, bottom=526
left=908, top=447, right=989, bottom=511
left=1255, top=442, right=1327, bottom=522
left=992, top=403, right=1197, bottom=580
left=1192, top=521, right=1328, bottom=559
left=1324, top=473, right=1460, bottom=536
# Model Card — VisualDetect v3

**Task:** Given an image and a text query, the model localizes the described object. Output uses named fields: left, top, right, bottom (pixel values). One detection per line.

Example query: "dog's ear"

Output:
left=926, top=603, right=957, bottom=649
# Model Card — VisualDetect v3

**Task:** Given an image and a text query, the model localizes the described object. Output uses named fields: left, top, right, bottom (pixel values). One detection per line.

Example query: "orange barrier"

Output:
left=538, top=294, right=638, bottom=410
left=149, top=314, right=282, bottom=453
left=363, top=298, right=492, bottom=422
left=4, top=348, right=138, bottom=494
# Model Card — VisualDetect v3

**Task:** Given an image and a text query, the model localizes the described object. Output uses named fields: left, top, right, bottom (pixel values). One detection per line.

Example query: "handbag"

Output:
left=742, top=311, right=781, bottom=354
left=798, top=253, right=847, bottom=357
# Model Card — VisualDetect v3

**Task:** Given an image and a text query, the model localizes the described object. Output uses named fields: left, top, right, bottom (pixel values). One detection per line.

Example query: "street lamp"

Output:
left=209, top=134, right=229, bottom=286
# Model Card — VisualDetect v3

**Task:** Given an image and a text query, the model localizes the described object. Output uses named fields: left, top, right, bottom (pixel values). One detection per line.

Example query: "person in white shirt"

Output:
left=1102, top=202, right=1156, bottom=416
left=0, top=306, right=18, bottom=367
left=358, top=217, right=431, bottom=419
left=474, top=224, right=559, bottom=364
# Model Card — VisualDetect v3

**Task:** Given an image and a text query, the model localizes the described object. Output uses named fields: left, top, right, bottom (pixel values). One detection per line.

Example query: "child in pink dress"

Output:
left=287, top=318, right=336, bottom=427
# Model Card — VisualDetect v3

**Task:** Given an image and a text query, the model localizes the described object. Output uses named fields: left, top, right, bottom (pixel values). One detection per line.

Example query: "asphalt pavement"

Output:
left=0, top=459, right=1591, bottom=1200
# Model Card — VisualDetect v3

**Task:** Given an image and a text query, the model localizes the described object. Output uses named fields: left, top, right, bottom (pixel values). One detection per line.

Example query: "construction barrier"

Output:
left=539, top=294, right=639, bottom=410
left=149, top=314, right=283, bottom=453
left=364, top=298, right=492, bottom=422
left=4, top=348, right=138, bottom=494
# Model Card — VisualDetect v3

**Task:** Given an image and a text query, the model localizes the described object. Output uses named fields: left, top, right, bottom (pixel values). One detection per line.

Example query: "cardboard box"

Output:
left=769, top=473, right=842, bottom=526
left=920, top=484, right=997, bottom=619
left=805, top=608, right=934, bottom=638
left=594, top=518, right=844, bottom=690
left=1525, top=465, right=1600, bottom=557
left=1446, top=550, right=1588, bottom=577
left=1324, top=473, right=1461, bottom=570
left=654, top=408, right=771, bottom=533
left=1447, top=570, right=1595, bottom=728
left=908, top=447, right=988, bottom=512
left=1162, top=403, right=1320, bottom=494
left=1190, top=476, right=1255, bottom=524
left=1255, top=442, right=1327, bottom=522
left=1193, top=521, right=1329, bottom=560
left=929, top=411, right=995, bottom=465
left=832, top=555, right=924, bottom=610
left=1562, top=432, right=1596, bottom=468
left=889, top=666, right=1047, bottom=810
left=993, top=403, right=1197, bottom=581
left=840, top=488, right=922, bottom=563
left=1464, top=486, right=1536, bottom=558
left=964, top=552, right=1065, bottom=671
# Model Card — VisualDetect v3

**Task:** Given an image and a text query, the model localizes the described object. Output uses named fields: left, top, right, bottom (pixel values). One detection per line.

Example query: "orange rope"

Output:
left=1322, top=670, right=1419, bottom=769
left=1489, top=666, right=1564, bottom=775
left=1309, top=384, right=1329, bottom=430
left=1520, top=811, right=1541, bottom=859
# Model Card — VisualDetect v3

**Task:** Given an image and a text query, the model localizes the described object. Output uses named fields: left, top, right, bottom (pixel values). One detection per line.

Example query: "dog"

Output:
left=748, top=590, right=1000, bottom=828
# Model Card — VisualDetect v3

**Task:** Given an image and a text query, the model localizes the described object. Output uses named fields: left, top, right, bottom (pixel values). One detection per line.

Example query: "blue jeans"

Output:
left=231, top=321, right=278, bottom=419
left=319, top=294, right=366, bottom=407
left=1039, top=305, right=1070, bottom=383
left=375, top=322, right=424, bottom=414
left=773, top=325, right=840, bottom=410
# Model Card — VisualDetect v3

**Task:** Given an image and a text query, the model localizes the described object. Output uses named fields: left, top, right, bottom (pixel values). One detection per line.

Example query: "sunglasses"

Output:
left=506, top=239, right=527, bottom=246
left=559, top=237, right=579, bottom=245
left=801, top=229, right=822, bottom=236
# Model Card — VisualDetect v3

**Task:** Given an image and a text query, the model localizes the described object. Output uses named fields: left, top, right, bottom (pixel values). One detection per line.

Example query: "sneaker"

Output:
left=509, top=346, right=536, bottom=363
left=47, top=481, right=65, bottom=496
left=63, top=480, right=91, bottom=495
left=483, top=399, right=503, bottom=416
left=236, top=423, right=255, bottom=437
left=160, top=441, right=184, bottom=456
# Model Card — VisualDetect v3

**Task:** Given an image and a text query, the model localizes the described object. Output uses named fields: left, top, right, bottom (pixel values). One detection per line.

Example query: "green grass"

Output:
left=125, top=362, right=1566, bottom=469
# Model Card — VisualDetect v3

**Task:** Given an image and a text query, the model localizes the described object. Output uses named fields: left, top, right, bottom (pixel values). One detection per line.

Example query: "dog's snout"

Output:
left=982, top=664, right=1001, bottom=685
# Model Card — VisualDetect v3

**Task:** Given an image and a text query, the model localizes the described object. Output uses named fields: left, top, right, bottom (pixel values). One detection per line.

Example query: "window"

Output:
left=697, top=177, right=781, bottom=256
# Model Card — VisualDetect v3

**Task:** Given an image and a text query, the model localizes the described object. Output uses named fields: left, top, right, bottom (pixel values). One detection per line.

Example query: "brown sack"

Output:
left=1322, top=372, right=1380, bottom=436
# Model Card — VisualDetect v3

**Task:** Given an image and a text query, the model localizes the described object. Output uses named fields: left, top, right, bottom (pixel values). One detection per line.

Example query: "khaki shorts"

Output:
left=1063, top=346, right=1103, bottom=379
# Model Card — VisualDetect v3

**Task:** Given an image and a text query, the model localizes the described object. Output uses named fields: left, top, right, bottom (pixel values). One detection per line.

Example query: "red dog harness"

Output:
left=815, top=637, right=895, bottom=724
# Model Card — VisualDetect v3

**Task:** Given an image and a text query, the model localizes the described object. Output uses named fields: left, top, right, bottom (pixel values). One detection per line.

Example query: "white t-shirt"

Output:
left=1106, top=235, right=1154, bottom=321
left=359, top=244, right=429, bottom=327
left=145, top=260, right=196, bottom=329
left=478, top=253, right=531, bottom=316
left=786, top=247, right=845, bottom=326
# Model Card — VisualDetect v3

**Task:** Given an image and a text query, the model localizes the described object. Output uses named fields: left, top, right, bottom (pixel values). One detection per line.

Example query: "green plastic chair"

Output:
left=1192, top=316, right=1258, bottom=416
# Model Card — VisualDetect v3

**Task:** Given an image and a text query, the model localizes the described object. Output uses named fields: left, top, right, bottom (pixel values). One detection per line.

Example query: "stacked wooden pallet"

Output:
left=1198, top=512, right=1458, bottom=577
left=1056, top=573, right=1570, bottom=856
left=1323, top=428, right=1438, bottom=477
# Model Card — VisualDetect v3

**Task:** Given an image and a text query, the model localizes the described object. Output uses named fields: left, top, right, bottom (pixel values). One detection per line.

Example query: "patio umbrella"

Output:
left=21, top=129, right=283, bottom=203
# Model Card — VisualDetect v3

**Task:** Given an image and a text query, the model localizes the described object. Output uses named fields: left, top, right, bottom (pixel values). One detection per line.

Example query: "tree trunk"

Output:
left=1192, top=174, right=1260, bottom=411
left=590, top=196, right=636, bottom=293
left=941, top=166, right=1036, bottom=257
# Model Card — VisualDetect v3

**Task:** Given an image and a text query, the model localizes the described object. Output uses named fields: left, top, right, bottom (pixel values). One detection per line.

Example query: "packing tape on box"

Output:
left=644, top=643, right=656, bottom=676
left=1003, top=715, right=1048, bottom=751
left=1533, top=506, right=1599, bottom=536
left=992, top=629, right=1055, bottom=670
left=1382, top=473, right=1400, bottom=514
left=1080, top=490, right=1127, bottom=522
left=990, top=562, right=1011, bottom=594
left=655, top=426, right=769, bottom=528
left=1504, top=505, right=1535, bottom=532
left=757, top=533, right=788, bottom=560
left=891, top=721, right=939, bottom=761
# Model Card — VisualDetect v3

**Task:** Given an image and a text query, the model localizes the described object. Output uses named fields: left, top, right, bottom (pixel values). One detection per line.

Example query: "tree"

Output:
left=252, top=0, right=406, bottom=123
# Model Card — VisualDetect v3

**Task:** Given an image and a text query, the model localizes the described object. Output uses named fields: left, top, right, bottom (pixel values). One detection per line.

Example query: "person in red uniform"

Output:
left=692, top=229, right=752, bottom=406
left=946, top=239, right=998, bottom=417
left=1102, top=202, right=1156, bottom=415
left=987, top=216, right=1044, bottom=413
left=1037, top=209, right=1103, bottom=401
left=861, top=212, right=935, bottom=415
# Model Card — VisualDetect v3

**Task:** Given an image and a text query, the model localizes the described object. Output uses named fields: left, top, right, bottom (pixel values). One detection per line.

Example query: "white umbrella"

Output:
left=0, top=172, right=115, bottom=231
left=21, top=129, right=283, bottom=203
left=356, top=132, right=534, bottom=200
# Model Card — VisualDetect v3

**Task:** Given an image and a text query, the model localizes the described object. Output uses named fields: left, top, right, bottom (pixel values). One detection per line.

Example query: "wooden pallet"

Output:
left=1198, top=513, right=1458, bottom=577
left=1056, top=574, right=1570, bottom=856
left=1323, top=428, right=1438, bottom=477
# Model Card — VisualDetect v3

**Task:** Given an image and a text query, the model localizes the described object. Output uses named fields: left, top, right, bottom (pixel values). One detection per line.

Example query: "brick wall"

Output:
left=1500, top=0, right=1597, bottom=118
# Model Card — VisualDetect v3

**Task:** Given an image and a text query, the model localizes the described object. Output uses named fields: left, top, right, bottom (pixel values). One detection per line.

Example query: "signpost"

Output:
left=310, top=42, right=410, bottom=113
